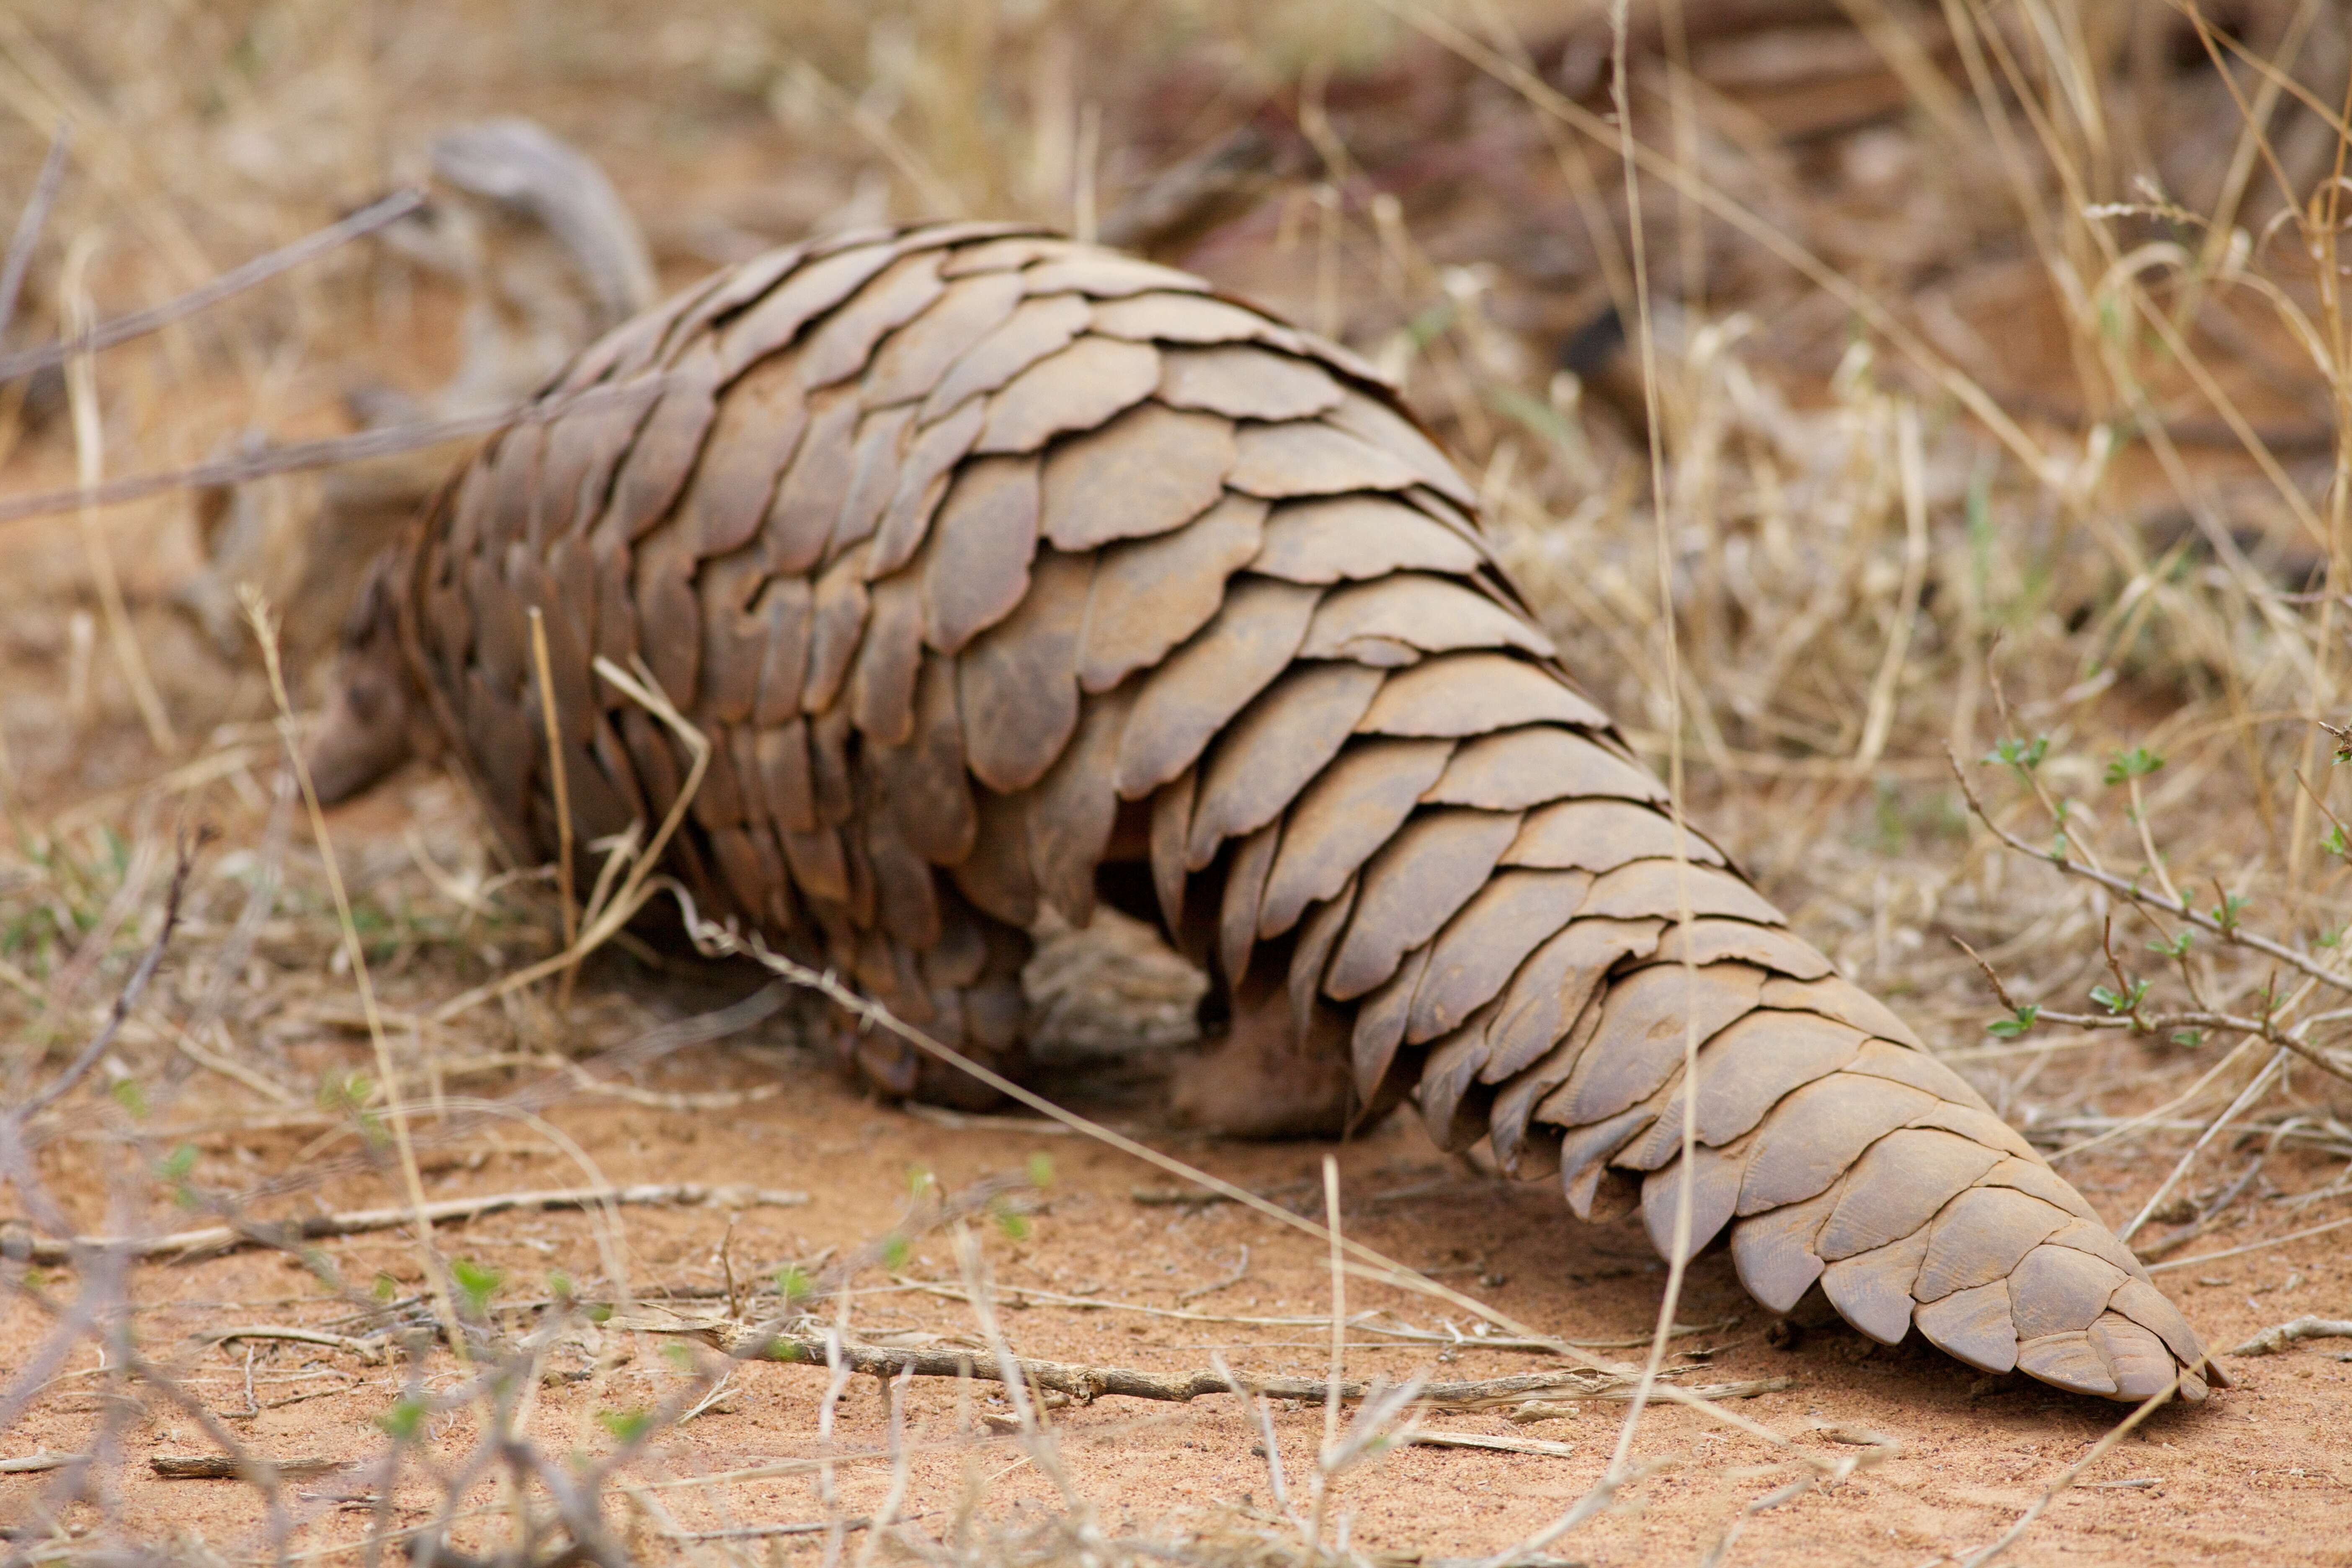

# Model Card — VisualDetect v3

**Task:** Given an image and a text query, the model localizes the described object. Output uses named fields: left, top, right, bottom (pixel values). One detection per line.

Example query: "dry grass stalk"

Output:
left=62, top=228, right=173, bottom=753
left=245, top=587, right=462, bottom=1359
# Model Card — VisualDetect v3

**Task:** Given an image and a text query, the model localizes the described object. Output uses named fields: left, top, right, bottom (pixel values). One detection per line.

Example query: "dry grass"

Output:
left=3, top=0, right=2352, bottom=1564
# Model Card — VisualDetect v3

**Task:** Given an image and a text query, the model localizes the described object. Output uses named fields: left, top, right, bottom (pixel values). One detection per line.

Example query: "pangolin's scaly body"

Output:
left=317, top=221, right=2220, bottom=1402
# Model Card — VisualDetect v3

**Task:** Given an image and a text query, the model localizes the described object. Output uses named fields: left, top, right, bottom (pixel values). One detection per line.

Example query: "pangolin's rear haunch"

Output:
left=319, top=222, right=2221, bottom=1402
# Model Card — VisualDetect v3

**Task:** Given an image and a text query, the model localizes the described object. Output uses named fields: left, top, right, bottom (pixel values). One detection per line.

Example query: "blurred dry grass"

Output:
left=3, top=0, right=2352, bottom=1563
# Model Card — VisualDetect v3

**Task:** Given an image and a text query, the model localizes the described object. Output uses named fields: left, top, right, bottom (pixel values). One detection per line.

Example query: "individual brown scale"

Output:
left=311, top=222, right=2222, bottom=1403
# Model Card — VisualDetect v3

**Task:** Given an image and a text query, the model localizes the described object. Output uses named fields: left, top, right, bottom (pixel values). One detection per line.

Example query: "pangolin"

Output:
left=311, top=220, right=2222, bottom=1403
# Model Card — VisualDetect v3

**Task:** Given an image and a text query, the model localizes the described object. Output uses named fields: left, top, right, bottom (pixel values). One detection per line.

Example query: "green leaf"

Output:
left=317, top=1070, right=374, bottom=1113
left=2213, top=893, right=2250, bottom=934
left=372, top=1272, right=400, bottom=1302
left=995, top=1207, right=1031, bottom=1242
left=597, top=1407, right=653, bottom=1443
left=2088, top=979, right=2147, bottom=1016
left=2327, top=825, right=2348, bottom=859
left=1983, top=735, right=2051, bottom=772
left=109, top=1078, right=148, bottom=1118
left=377, top=1398, right=428, bottom=1442
left=2146, top=931, right=2193, bottom=959
left=775, top=1264, right=812, bottom=1305
left=1986, top=1004, right=2040, bottom=1039
left=2103, top=747, right=2165, bottom=786
left=2169, top=1029, right=2205, bottom=1047
left=879, top=1235, right=911, bottom=1271
left=1026, top=1153, right=1055, bottom=1189
left=451, top=1257, right=505, bottom=1317
left=157, top=1144, right=198, bottom=1182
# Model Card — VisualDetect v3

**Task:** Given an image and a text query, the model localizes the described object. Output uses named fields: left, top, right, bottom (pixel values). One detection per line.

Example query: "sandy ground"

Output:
left=4, top=957, right=2350, bottom=1565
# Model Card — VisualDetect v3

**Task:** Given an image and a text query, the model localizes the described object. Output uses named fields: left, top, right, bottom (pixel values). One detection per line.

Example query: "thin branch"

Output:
left=2146, top=1212, right=2352, bottom=1274
left=1949, top=743, right=2352, bottom=1002
left=609, top=1309, right=1776, bottom=1410
left=0, top=375, right=673, bottom=531
left=0, top=120, right=69, bottom=343
left=17, top=1181, right=807, bottom=1266
left=12, top=833, right=197, bottom=1122
left=2227, top=1315, right=2352, bottom=1356
left=0, top=188, right=423, bottom=382
left=1956, top=1372, right=2188, bottom=1568
left=669, top=895, right=1835, bottom=1472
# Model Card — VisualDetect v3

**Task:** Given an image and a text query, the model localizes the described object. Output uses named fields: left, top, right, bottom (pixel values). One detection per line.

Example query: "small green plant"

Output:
left=1986, top=1003, right=2040, bottom=1039
left=2089, top=978, right=2149, bottom=1016
left=377, top=1398, right=428, bottom=1442
left=450, top=1258, right=504, bottom=1318
left=775, top=1264, right=812, bottom=1305
left=1986, top=735, right=2050, bottom=775
left=596, top=1408, right=653, bottom=1443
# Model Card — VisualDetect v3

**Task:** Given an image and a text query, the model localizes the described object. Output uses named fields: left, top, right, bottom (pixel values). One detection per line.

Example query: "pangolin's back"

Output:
left=388, top=221, right=2216, bottom=1403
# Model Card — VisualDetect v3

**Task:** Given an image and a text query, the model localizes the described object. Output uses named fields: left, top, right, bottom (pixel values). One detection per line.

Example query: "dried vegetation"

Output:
left=2, top=0, right=2352, bottom=1564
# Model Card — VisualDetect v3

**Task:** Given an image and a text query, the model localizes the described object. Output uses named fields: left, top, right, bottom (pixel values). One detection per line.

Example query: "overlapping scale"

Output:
left=377, top=223, right=2215, bottom=1408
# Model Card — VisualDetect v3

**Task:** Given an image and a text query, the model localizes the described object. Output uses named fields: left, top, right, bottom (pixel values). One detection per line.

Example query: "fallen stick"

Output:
left=0, top=1452, right=77, bottom=1475
left=2146, top=1213, right=2352, bottom=1274
left=194, top=1325, right=384, bottom=1362
left=662, top=1519, right=873, bottom=1543
left=13, top=1182, right=808, bottom=1265
left=2226, top=1315, right=2352, bottom=1357
left=0, top=376, right=676, bottom=531
left=1408, top=1431, right=1577, bottom=1459
left=899, top=1275, right=1724, bottom=1353
left=0, top=189, right=425, bottom=382
left=1504, top=1378, right=1795, bottom=1420
left=150, top=1454, right=344, bottom=1480
left=609, top=1310, right=1775, bottom=1409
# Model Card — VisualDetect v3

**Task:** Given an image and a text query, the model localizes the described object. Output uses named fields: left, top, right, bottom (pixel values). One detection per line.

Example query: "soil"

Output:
left=3, top=954, right=2350, bottom=1565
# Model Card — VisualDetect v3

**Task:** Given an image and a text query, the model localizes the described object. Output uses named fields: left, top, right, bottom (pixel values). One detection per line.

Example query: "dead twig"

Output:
left=0, top=376, right=676, bottom=531
left=610, top=1308, right=1749, bottom=1410
left=1954, top=1370, right=2190, bottom=1568
left=0, top=188, right=423, bottom=382
left=1949, top=745, right=2352, bottom=1014
left=10, top=832, right=198, bottom=1124
left=149, top=1453, right=344, bottom=1481
left=1176, top=1244, right=1250, bottom=1304
left=0, top=121, right=68, bottom=343
left=1505, top=1377, right=1793, bottom=1418
left=2146, top=1212, right=2352, bottom=1273
left=15, top=1182, right=808, bottom=1265
left=1406, top=1431, right=1576, bottom=1460
left=2226, top=1315, right=2352, bottom=1357
left=662, top=1519, right=874, bottom=1544
left=673, top=896, right=1828, bottom=1469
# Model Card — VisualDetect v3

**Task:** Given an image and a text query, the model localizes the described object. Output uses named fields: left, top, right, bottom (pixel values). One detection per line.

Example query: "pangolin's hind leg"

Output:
left=1169, top=944, right=1358, bottom=1137
left=823, top=879, right=1032, bottom=1113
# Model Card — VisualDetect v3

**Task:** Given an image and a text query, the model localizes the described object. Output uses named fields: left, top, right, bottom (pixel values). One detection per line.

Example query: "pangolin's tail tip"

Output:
left=1706, top=1153, right=2221, bottom=1402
